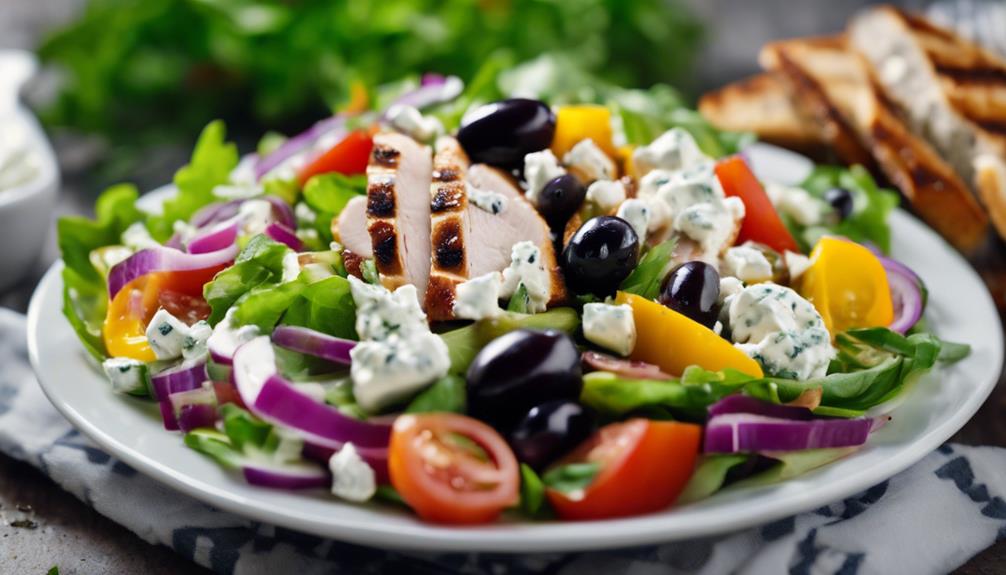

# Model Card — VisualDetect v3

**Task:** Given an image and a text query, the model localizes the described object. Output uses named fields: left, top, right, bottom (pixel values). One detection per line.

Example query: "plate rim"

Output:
left=27, top=196, right=1005, bottom=553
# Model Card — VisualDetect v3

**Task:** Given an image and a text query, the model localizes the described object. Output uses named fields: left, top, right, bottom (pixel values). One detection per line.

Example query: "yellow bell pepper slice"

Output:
left=103, top=273, right=167, bottom=361
left=799, top=236, right=894, bottom=335
left=550, top=105, right=617, bottom=160
left=616, top=292, right=764, bottom=378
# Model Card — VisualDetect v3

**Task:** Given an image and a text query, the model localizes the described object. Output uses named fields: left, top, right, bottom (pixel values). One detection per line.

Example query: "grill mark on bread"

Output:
left=934, top=64, right=1006, bottom=86
left=367, top=180, right=396, bottom=217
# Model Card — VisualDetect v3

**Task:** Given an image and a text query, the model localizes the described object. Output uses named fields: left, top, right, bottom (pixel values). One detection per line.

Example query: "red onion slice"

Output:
left=254, top=116, right=345, bottom=180
left=170, top=386, right=219, bottom=432
left=188, top=221, right=239, bottom=254
left=264, top=222, right=303, bottom=251
left=272, top=325, right=354, bottom=365
left=232, top=337, right=391, bottom=448
left=242, top=462, right=329, bottom=490
left=385, top=75, right=463, bottom=115
left=263, top=195, right=296, bottom=229
left=108, top=244, right=239, bottom=299
left=159, top=400, right=179, bottom=431
left=707, top=395, right=814, bottom=420
left=150, top=360, right=208, bottom=401
left=582, top=351, right=672, bottom=380
left=191, top=200, right=243, bottom=228
left=877, top=255, right=925, bottom=334
left=704, top=412, right=875, bottom=453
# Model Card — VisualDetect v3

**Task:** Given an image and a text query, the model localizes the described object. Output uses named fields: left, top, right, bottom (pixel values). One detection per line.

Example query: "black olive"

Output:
left=457, top=99, right=556, bottom=168
left=466, top=329, right=582, bottom=430
left=509, top=400, right=597, bottom=470
left=538, top=174, right=586, bottom=229
left=561, top=216, right=640, bottom=297
left=659, top=261, right=720, bottom=328
left=824, top=187, right=854, bottom=220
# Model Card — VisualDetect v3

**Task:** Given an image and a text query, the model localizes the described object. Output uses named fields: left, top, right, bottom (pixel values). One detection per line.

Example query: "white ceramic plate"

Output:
left=27, top=146, right=1004, bottom=553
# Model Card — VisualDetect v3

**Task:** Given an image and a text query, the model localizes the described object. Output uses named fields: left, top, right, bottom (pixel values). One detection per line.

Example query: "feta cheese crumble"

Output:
left=386, top=104, right=444, bottom=142
left=145, top=309, right=191, bottom=360
left=348, top=277, right=450, bottom=412
left=466, top=182, right=508, bottom=215
left=329, top=443, right=377, bottom=502
left=583, top=303, right=637, bottom=356
left=500, top=241, right=551, bottom=313
left=523, top=149, right=565, bottom=204
left=453, top=271, right=504, bottom=320
left=563, top=138, right=614, bottom=183
left=727, top=283, right=834, bottom=380
left=206, top=308, right=260, bottom=361
left=237, top=199, right=275, bottom=237
left=722, top=244, right=773, bottom=283
left=784, top=251, right=812, bottom=281
left=632, top=128, right=709, bottom=176
left=101, top=357, right=148, bottom=395
left=765, top=183, right=824, bottom=227
left=121, top=222, right=160, bottom=251
left=585, top=179, right=627, bottom=214
left=181, top=321, right=213, bottom=361
left=616, top=198, right=651, bottom=245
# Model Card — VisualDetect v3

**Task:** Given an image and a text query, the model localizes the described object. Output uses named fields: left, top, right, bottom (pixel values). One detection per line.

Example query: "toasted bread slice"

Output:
left=698, top=73, right=826, bottom=152
left=849, top=5, right=1006, bottom=240
left=761, top=35, right=989, bottom=252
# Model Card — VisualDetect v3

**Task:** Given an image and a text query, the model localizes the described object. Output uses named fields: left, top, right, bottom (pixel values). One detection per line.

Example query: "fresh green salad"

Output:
left=58, top=66, right=967, bottom=525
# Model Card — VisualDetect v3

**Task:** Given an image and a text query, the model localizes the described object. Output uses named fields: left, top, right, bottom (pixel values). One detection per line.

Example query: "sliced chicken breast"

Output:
left=365, top=132, right=433, bottom=293
left=424, top=137, right=473, bottom=320
left=334, top=195, right=372, bottom=258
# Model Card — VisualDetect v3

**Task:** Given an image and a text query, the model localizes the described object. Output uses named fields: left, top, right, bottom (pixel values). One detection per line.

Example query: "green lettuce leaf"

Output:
left=518, top=463, right=550, bottom=518
left=281, top=275, right=357, bottom=339
left=405, top=374, right=466, bottom=414
left=301, top=173, right=368, bottom=246
left=677, top=454, right=748, bottom=504
left=619, top=238, right=677, bottom=300
left=542, top=462, right=601, bottom=494
left=203, top=235, right=292, bottom=325
left=441, top=308, right=580, bottom=374
left=799, top=165, right=899, bottom=253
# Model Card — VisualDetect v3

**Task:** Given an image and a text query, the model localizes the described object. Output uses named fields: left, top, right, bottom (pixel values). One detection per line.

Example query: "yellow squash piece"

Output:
left=799, top=236, right=894, bottom=335
left=551, top=105, right=617, bottom=159
left=103, top=273, right=164, bottom=362
left=616, top=292, right=764, bottom=378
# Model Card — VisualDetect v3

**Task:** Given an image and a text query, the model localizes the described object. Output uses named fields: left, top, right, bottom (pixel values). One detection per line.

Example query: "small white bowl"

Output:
left=0, top=51, right=59, bottom=292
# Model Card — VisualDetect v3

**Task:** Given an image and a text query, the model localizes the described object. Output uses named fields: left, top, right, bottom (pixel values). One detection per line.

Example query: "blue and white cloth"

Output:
left=0, top=309, right=1003, bottom=575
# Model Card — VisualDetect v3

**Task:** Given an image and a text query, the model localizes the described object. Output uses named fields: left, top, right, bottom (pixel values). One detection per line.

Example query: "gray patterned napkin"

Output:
left=1, top=308, right=1004, bottom=574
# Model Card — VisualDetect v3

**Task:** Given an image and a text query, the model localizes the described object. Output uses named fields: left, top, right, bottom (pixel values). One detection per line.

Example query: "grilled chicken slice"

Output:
left=335, top=195, right=372, bottom=258
left=365, top=132, right=434, bottom=293
left=424, top=137, right=473, bottom=320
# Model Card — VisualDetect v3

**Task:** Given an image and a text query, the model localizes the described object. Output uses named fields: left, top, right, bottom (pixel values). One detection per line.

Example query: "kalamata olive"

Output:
left=824, top=187, right=854, bottom=220
left=509, top=400, right=597, bottom=470
left=561, top=216, right=640, bottom=297
left=538, top=174, right=586, bottom=229
left=659, top=261, right=720, bottom=328
left=457, top=98, right=556, bottom=168
left=466, top=329, right=582, bottom=430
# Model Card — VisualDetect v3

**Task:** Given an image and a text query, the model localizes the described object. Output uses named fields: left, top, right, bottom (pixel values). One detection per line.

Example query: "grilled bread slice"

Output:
left=761, top=35, right=989, bottom=252
left=849, top=5, right=1006, bottom=239
left=698, top=73, right=826, bottom=153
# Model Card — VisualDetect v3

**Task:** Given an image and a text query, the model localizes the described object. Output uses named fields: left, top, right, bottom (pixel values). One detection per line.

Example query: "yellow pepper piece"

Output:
left=617, top=145, right=636, bottom=180
left=616, top=292, right=764, bottom=378
left=103, top=273, right=165, bottom=362
left=551, top=105, right=617, bottom=159
left=799, top=236, right=894, bottom=335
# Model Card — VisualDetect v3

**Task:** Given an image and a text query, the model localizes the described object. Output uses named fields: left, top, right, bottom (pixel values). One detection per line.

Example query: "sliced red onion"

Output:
left=263, top=195, right=296, bottom=229
left=242, top=462, right=329, bottom=490
left=707, top=395, right=814, bottom=420
left=254, top=116, right=345, bottom=180
left=582, top=351, right=672, bottom=380
left=232, top=337, right=391, bottom=448
left=191, top=200, right=243, bottom=228
left=302, top=441, right=389, bottom=484
left=188, top=221, right=239, bottom=254
left=170, top=386, right=219, bottom=433
left=264, top=222, right=303, bottom=251
left=150, top=360, right=208, bottom=401
left=108, top=244, right=238, bottom=299
left=421, top=72, right=446, bottom=86
left=704, top=412, right=875, bottom=453
left=386, top=75, right=463, bottom=114
left=165, top=233, right=185, bottom=250
left=878, top=255, right=925, bottom=334
left=272, top=325, right=354, bottom=365
left=159, top=400, right=179, bottom=431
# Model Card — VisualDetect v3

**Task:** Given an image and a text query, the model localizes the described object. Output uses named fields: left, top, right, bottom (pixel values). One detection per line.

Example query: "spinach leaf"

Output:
left=619, top=238, right=676, bottom=300
left=518, top=463, right=551, bottom=518
left=405, top=375, right=466, bottom=414
left=542, top=462, right=600, bottom=495
left=281, top=275, right=357, bottom=339
left=203, top=235, right=292, bottom=325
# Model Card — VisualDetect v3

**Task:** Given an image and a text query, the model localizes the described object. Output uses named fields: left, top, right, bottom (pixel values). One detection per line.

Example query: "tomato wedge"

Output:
left=716, top=155, right=800, bottom=254
left=388, top=413, right=519, bottom=524
left=103, top=270, right=215, bottom=361
left=545, top=419, right=701, bottom=520
left=297, top=130, right=373, bottom=185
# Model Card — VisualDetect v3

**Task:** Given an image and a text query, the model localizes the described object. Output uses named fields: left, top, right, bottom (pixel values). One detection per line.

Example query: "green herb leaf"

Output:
left=405, top=375, right=466, bottom=414
left=506, top=284, right=531, bottom=313
left=542, top=462, right=601, bottom=495
left=619, top=238, right=676, bottom=300
left=677, top=454, right=749, bottom=504
left=203, top=235, right=292, bottom=325
left=441, top=308, right=580, bottom=374
left=220, top=404, right=272, bottom=451
left=281, top=275, right=357, bottom=339
left=519, top=463, right=550, bottom=517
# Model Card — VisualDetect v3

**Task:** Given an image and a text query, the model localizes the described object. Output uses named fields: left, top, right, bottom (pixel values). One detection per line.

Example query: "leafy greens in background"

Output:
left=38, top=0, right=703, bottom=148
left=797, top=165, right=900, bottom=254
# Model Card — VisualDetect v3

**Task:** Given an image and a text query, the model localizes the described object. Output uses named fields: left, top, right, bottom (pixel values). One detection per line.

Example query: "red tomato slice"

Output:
left=297, top=130, right=373, bottom=186
left=716, top=155, right=801, bottom=254
left=545, top=419, right=701, bottom=520
left=389, top=413, right=520, bottom=524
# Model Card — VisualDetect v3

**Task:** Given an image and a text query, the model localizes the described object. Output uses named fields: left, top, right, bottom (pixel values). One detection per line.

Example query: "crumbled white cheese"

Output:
left=237, top=199, right=274, bottom=236
left=563, top=138, right=614, bottom=183
left=466, top=182, right=508, bottom=215
left=585, top=179, right=627, bottom=214
left=206, top=308, right=260, bottom=361
left=181, top=321, right=213, bottom=361
left=213, top=181, right=263, bottom=200
left=329, top=443, right=377, bottom=502
left=386, top=104, right=444, bottom=142
left=523, top=149, right=565, bottom=204
left=281, top=250, right=301, bottom=283
left=172, top=220, right=199, bottom=245
left=765, top=183, right=824, bottom=227
left=583, top=303, right=636, bottom=357
left=722, top=245, right=774, bottom=283
left=101, top=357, right=148, bottom=395
left=121, top=222, right=160, bottom=251
left=718, top=276, right=745, bottom=305
left=145, top=309, right=191, bottom=360
left=632, top=128, right=709, bottom=176
left=728, top=283, right=834, bottom=380
left=784, top=251, right=812, bottom=281
left=454, top=271, right=503, bottom=320
left=295, top=202, right=317, bottom=224
left=347, top=277, right=450, bottom=412
left=500, top=241, right=551, bottom=313
left=616, top=198, right=651, bottom=245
